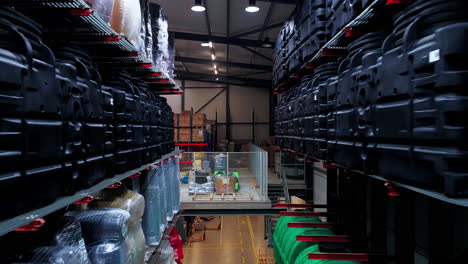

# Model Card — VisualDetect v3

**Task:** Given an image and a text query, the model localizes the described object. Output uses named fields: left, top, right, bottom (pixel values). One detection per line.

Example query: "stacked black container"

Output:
left=0, top=7, right=63, bottom=219
left=372, top=0, right=468, bottom=196
left=273, top=0, right=328, bottom=88
left=274, top=0, right=468, bottom=197
left=0, top=7, right=175, bottom=220
left=273, top=0, right=375, bottom=88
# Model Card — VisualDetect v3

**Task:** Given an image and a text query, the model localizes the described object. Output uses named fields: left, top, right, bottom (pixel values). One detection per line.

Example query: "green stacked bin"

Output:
left=273, top=213, right=362, bottom=264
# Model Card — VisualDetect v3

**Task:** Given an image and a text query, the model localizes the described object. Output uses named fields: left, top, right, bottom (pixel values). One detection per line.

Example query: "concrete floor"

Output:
left=183, top=216, right=275, bottom=264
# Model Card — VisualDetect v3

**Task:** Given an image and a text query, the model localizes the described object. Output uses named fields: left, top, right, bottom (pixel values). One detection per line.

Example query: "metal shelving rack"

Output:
left=0, top=0, right=184, bottom=243
left=272, top=0, right=468, bottom=207
left=0, top=150, right=182, bottom=236
left=273, top=0, right=390, bottom=93
left=6, top=0, right=182, bottom=94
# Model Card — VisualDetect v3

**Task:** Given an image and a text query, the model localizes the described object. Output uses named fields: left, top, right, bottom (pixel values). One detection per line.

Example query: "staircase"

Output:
left=268, top=184, right=285, bottom=203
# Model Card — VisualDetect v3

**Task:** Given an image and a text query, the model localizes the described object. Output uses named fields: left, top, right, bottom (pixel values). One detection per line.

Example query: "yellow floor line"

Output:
left=246, top=216, right=259, bottom=259
left=220, top=216, right=224, bottom=244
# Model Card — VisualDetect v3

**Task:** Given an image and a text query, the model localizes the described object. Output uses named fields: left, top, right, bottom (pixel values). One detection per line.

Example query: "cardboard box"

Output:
left=178, top=128, right=206, bottom=142
left=214, top=175, right=236, bottom=194
left=174, top=128, right=179, bottom=142
left=192, top=113, right=206, bottom=127
left=191, top=128, right=205, bottom=142
left=173, top=114, right=179, bottom=127
left=177, top=111, right=206, bottom=127
left=179, top=111, right=191, bottom=127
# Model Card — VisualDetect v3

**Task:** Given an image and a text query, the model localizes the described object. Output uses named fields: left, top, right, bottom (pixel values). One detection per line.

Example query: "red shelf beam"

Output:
left=274, top=203, right=327, bottom=209
left=288, top=222, right=334, bottom=228
left=175, top=143, right=208, bottom=146
left=308, top=253, right=369, bottom=261
left=296, top=235, right=352, bottom=242
left=280, top=212, right=334, bottom=217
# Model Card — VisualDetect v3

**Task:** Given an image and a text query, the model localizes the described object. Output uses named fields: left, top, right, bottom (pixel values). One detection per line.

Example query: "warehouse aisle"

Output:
left=183, top=216, right=275, bottom=264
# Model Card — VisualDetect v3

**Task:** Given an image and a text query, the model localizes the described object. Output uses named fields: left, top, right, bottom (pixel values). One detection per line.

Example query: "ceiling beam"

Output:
left=175, top=56, right=272, bottom=71
left=171, top=31, right=274, bottom=49
left=175, top=70, right=272, bottom=88
left=231, top=21, right=283, bottom=38
left=204, top=1, right=212, bottom=36
left=258, top=0, right=296, bottom=4
left=240, top=46, right=272, bottom=62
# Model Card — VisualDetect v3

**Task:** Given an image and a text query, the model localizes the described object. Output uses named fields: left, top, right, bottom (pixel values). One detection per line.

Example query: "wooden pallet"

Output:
left=191, top=193, right=254, bottom=201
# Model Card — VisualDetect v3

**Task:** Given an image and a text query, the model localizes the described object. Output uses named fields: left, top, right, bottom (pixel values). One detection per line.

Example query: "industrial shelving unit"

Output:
left=5, top=0, right=182, bottom=94
left=0, top=149, right=182, bottom=236
left=272, top=0, right=468, bottom=263
left=273, top=0, right=392, bottom=93
left=272, top=0, right=468, bottom=208
left=0, top=1, right=183, bottom=262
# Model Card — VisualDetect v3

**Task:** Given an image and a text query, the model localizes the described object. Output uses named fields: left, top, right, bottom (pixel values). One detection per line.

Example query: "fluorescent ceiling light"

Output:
left=192, top=0, right=205, bottom=12
left=261, top=37, right=272, bottom=48
left=201, top=41, right=212, bottom=47
left=245, top=0, right=259, bottom=12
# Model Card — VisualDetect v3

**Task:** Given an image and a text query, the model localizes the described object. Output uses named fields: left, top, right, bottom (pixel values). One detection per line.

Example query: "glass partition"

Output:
left=178, top=145, right=269, bottom=204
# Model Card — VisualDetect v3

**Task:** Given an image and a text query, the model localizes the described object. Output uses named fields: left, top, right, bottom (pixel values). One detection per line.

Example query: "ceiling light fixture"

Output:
left=216, top=78, right=219, bottom=81
left=245, top=0, right=260, bottom=12
left=261, top=37, right=273, bottom=48
left=213, top=64, right=217, bottom=70
left=201, top=41, right=212, bottom=47
left=211, top=50, right=216, bottom=60
left=191, top=0, right=205, bottom=12
left=214, top=69, right=218, bottom=75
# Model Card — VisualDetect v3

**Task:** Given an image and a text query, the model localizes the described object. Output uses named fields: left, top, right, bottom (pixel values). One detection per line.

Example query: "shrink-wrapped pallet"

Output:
left=27, top=246, right=88, bottom=264
left=88, top=188, right=145, bottom=228
left=141, top=165, right=164, bottom=245
left=85, top=0, right=115, bottom=23
left=162, top=161, right=174, bottom=220
left=110, top=0, right=142, bottom=49
left=88, top=188, right=146, bottom=264
left=66, top=208, right=131, bottom=264
left=54, top=217, right=91, bottom=264
left=149, top=3, right=169, bottom=73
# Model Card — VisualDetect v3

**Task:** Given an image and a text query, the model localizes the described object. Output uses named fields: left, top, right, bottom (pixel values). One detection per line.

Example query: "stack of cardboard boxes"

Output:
left=174, top=111, right=207, bottom=142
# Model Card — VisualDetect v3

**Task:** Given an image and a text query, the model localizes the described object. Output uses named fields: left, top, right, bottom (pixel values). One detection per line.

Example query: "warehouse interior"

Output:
left=0, top=0, right=468, bottom=264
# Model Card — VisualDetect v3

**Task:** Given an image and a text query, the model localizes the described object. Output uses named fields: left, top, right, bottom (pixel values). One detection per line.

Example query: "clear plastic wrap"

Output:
left=172, top=156, right=181, bottom=213
left=141, top=165, right=163, bottom=245
left=125, top=225, right=146, bottom=264
left=86, top=188, right=146, bottom=264
left=162, top=161, right=174, bottom=220
left=88, top=188, right=145, bottom=228
left=27, top=246, right=88, bottom=264
left=149, top=3, right=169, bottom=73
left=158, top=240, right=177, bottom=264
left=66, top=209, right=130, bottom=243
left=214, top=154, right=228, bottom=174
left=85, top=0, right=115, bottom=23
left=54, top=217, right=91, bottom=264
left=145, top=12, right=153, bottom=62
left=110, top=0, right=142, bottom=48
left=65, top=209, right=131, bottom=264
left=167, top=32, right=175, bottom=78
left=86, top=241, right=130, bottom=264
left=139, top=0, right=153, bottom=62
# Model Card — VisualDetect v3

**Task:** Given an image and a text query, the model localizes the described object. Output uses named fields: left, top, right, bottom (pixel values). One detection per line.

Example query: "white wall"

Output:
left=163, top=80, right=271, bottom=145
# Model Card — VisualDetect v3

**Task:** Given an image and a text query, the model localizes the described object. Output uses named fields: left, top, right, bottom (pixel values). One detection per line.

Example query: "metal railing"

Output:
left=248, top=144, right=268, bottom=200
